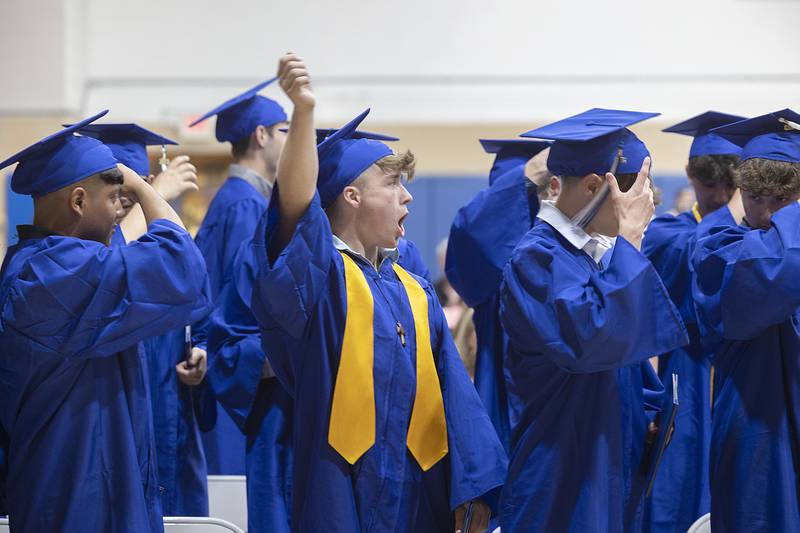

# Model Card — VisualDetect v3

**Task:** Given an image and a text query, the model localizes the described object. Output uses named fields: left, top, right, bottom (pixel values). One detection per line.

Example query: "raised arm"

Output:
left=118, top=163, right=186, bottom=229
left=273, top=53, right=318, bottom=253
left=119, top=155, right=198, bottom=242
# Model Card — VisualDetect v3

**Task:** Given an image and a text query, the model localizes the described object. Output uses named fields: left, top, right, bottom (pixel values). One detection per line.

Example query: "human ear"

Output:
left=70, top=187, right=87, bottom=216
left=341, top=185, right=361, bottom=208
left=585, top=173, right=602, bottom=195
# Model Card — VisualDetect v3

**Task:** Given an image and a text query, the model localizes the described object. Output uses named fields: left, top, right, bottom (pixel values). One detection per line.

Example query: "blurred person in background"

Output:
left=446, top=138, right=556, bottom=451
left=188, top=76, right=289, bottom=476
left=642, top=111, right=744, bottom=533
left=692, top=109, right=800, bottom=532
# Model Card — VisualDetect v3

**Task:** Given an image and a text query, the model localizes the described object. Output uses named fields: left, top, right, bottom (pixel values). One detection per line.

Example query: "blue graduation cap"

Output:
left=0, top=110, right=118, bottom=197
left=280, top=127, right=399, bottom=145
left=521, top=108, right=659, bottom=177
left=479, top=138, right=551, bottom=184
left=189, top=77, right=288, bottom=144
left=71, top=123, right=177, bottom=177
left=711, top=109, right=800, bottom=163
left=663, top=111, right=746, bottom=158
left=317, top=109, right=395, bottom=208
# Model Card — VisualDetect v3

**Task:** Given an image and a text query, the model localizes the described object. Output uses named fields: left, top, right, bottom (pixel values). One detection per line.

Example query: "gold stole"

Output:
left=328, top=251, right=448, bottom=471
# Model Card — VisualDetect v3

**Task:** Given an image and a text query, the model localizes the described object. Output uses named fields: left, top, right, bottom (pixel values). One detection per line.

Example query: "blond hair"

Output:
left=375, top=149, right=416, bottom=181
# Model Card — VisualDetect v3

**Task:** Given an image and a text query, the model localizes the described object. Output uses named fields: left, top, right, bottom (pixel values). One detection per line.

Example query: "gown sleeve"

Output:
left=425, top=282, right=508, bottom=513
left=206, top=241, right=269, bottom=431
left=445, top=165, right=535, bottom=307
left=693, top=202, right=800, bottom=340
left=1, top=219, right=212, bottom=358
left=251, top=191, right=334, bottom=340
left=500, top=235, right=688, bottom=373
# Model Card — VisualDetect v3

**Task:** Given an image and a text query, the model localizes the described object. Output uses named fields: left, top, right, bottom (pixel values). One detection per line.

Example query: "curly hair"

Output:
left=736, top=157, right=800, bottom=197
left=687, top=154, right=740, bottom=188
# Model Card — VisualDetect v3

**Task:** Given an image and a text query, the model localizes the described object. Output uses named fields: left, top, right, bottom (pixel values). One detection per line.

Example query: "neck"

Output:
left=233, top=154, right=276, bottom=184
left=554, top=189, right=587, bottom=220
left=330, top=217, right=379, bottom=267
left=32, top=208, right=78, bottom=238
left=553, top=189, right=602, bottom=235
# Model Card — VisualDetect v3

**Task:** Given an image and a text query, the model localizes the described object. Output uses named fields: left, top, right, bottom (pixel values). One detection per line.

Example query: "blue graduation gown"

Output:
left=0, top=221, right=211, bottom=532
left=692, top=202, right=800, bottom=532
left=207, top=234, right=431, bottom=533
left=445, top=165, right=537, bottom=451
left=499, top=219, right=688, bottom=533
left=142, top=331, right=209, bottom=516
left=249, top=193, right=508, bottom=532
left=641, top=211, right=711, bottom=532
left=113, top=226, right=209, bottom=517
left=194, top=176, right=270, bottom=475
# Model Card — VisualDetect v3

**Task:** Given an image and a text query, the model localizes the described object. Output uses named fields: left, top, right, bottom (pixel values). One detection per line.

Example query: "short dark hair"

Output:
left=562, top=172, right=637, bottom=192
left=687, top=154, right=740, bottom=188
left=737, top=157, right=800, bottom=197
left=97, top=167, right=124, bottom=185
left=231, top=124, right=279, bottom=159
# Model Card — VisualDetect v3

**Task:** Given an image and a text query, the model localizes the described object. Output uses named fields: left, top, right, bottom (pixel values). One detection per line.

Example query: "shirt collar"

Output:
left=332, top=234, right=399, bottom=265
left=16, top=225, right=62, bottom=240
left=537, top=201, right=612, bottom=264
left=229, top=164, right=273, bottom=199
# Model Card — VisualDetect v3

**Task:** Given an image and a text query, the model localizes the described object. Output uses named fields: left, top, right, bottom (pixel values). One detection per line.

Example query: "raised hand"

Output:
left=151, top=155, right=198, bottom=202
left=607, top=156, right=654, bottom=250
left=277, top=53, right=315, bottom=111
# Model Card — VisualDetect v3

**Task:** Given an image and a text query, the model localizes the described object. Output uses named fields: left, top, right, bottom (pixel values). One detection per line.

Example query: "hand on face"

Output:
left=151, top=155, right=198, bottom=202
left=607, top=157, right=654, bottom=250
left=277, top=53, right=315, bottom=110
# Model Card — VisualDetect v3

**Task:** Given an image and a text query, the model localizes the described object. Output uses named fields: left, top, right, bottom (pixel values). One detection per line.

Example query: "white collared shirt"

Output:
left=536, top=201, right=613, bottom=264
left=332, top=235, right=399, bottom=267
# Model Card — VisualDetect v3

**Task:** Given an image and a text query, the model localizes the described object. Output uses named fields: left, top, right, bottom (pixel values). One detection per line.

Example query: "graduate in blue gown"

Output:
left=0, top=111, right=211, bottom=532
left=206, top=123, right=429, bottom=532
left=249, top=55, right=507, bottom=532
left=77, top=123, right=211, bottom=516
left=445, top=138, right=554, bottom=452
left=641, top=111, right=744, bottom=533
left=189, top=77, right=289, bottom=475
left=207, top=232, right=430, bottom=533
left=499, top=108, right=689, bottom=533
left=691, top=109, right=800, bottom=532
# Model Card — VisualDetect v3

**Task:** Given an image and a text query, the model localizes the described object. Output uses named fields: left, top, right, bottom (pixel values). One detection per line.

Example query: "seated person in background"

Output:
left=499, top=108, right=689, bottom=533
left=692, top=109, right=800, bottom=533
left=642, top=111, right=744, bottom=533
left=249, top=54, right=507, bottom=532
left=0, top=110, right=211, bottom=532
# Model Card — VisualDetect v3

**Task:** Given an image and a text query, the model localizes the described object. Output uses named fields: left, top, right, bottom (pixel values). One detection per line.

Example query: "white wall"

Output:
left=2, top=0, right=799, bottom=125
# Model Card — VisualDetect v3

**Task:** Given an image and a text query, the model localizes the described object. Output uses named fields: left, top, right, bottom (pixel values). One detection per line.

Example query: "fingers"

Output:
left=453, top=504, right=465, bottom=533
left=170, top=155, right=191, bottom=167
left=277, top=52, right=303, bottom=79
left=176, top=360, right=204, bottom=386
left=190, top=347, right=207, bottom=367
left=630, top=156, right=652, bottom=194
left=606, top=172, right=622, bottom=197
